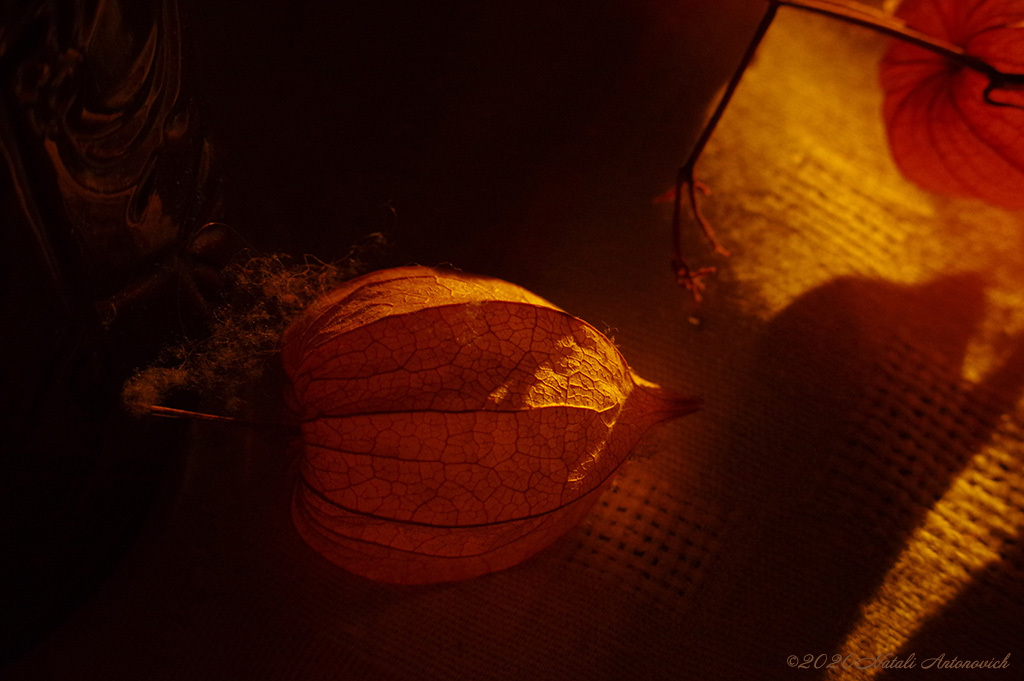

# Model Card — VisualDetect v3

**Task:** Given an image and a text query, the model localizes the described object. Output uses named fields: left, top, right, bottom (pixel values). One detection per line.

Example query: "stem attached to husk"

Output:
left=627, top=378, right=703, bottom=429
left=137, top=404, right=299, bottom=433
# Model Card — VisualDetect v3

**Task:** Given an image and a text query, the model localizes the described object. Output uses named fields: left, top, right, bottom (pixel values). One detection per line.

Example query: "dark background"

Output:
left=184, top=0, right=760, bottom=274
left=1, top=0, right=761, bottom=668
left=7, top=3, right=1024, bottom=679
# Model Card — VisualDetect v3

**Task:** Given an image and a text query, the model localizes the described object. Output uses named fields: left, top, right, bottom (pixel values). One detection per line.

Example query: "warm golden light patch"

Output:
left=683, top=8, right=1024, bottom=673
left=830, top=426, right=1024, bottom=680
left=698, top=8, right=1024, bottom=397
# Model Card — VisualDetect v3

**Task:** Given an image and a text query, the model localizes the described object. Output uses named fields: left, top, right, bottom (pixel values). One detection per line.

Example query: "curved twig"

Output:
left=671, top=1, right=778, bottom=299
left=671, top=0, right=1024, bottom=299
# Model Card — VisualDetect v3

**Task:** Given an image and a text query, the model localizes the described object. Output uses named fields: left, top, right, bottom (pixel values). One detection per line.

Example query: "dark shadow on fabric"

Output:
left=873, top=538, right=1023, bottom=680
left=874, top=362, right=1024, bottom=680
left=708, top=274, right=1024, bottom=678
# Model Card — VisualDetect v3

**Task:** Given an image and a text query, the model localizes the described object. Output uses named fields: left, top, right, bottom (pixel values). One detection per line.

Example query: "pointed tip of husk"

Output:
left=627, top=373, right=702, bottom=425
left=609, top=376, right=700, bottom=462
left=636, top=384, right=702, bottom=424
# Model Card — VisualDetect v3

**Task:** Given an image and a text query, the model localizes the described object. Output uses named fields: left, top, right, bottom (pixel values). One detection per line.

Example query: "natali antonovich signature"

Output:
left=786, top=652, right=1012, bottom=671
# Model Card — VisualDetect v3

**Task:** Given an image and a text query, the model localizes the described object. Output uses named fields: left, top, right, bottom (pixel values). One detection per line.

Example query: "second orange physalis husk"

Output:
left=281, top=266, right=700, bottom=584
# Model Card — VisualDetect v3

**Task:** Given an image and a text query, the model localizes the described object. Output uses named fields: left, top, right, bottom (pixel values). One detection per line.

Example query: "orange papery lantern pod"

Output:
left=880, top=0, right=1024, bottom=209
left=281, top=267, right=700, bottom=584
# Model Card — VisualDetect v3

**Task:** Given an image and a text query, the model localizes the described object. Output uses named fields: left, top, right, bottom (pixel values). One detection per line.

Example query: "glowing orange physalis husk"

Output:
left=880, top=0, right=1024, bottom=210
left=281, top=266, right=699, bottom=584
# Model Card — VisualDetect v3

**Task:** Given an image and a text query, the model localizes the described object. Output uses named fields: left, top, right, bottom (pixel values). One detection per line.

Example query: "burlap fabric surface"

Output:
left=9, top=5, right=1024, bottom=680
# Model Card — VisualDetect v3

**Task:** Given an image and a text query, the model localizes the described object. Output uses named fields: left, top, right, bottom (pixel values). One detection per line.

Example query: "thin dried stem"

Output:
left=672, top=1, right=778, bottom=299
left=777, top=0, right=1024, bottom=88
left=141, top=404, right=298, bottom=433
left=144, top=404, right=247, bottom=423
left=672, top=0, right=1024, bottom=299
